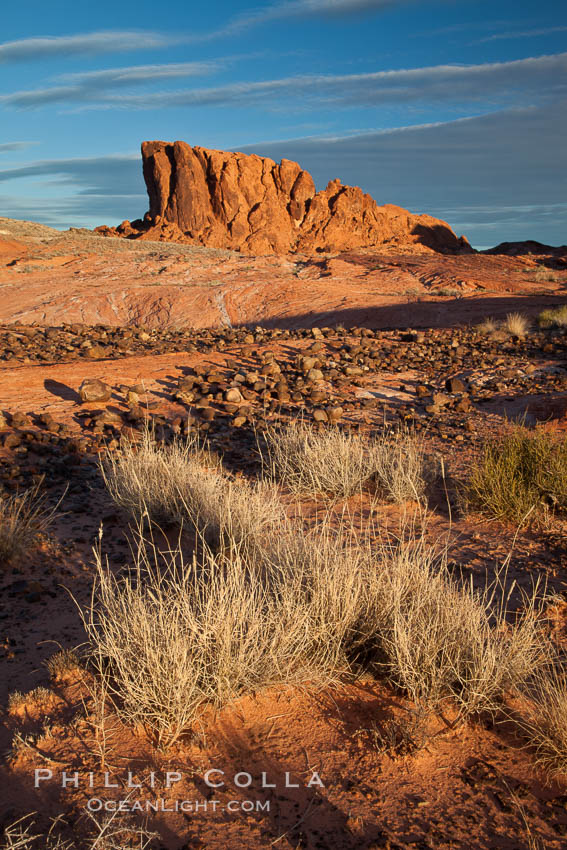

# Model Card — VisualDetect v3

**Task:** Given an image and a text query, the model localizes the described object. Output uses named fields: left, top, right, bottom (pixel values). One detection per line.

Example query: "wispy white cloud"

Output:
left=0, top=141, right=37, bottom=152
left=478, top=25, right=567, bottom=43
left=0, top=2, right=428, bottom=64
left=0, top=60, right=227, bottom=108
left=216, top=0, right=411, bottom=33
left=0, top=31, right=179, bottom=62
left=58, top=61, right=224, bottom=87
left=4, top=52, right=563, bottom=111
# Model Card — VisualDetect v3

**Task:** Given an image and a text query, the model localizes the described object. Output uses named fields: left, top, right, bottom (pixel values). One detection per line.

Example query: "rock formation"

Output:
left=96, top=141, right=472, bottom=255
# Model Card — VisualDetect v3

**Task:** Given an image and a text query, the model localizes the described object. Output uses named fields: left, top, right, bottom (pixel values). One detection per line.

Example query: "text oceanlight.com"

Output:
left=86, top=798, right=271, bottom=813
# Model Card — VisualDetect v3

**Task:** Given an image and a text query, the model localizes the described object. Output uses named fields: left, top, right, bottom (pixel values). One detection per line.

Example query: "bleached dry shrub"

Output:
left=517, top=661, right=567, bottom=778
left=370, top=431, right=430, bottom=504
left=0, top=483, right=55, bottom=568
left=100, top=430, right=215, bottom=524
left=101, top=430, right=284, bottom=548
left=476, top=317, right=498, bottom=335
left=0, top=812, right=157, bottom=850
left=83, top=518, right=372, bottom=744
left=83, top=505, right=550, bottom=744
left=533, top=267, right=559, bottom=283
left=368, top=533, right=546, bottom=717
left=261, top=421, right=428, bottom=503
left=504, top=312, right=530, bottom=337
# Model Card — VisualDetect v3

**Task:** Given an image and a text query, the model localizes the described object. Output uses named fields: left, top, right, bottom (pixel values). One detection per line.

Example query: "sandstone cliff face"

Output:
left=98, top=141, right=472, bottom=255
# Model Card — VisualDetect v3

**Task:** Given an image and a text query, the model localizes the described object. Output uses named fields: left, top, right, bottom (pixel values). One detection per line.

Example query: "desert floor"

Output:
left=1, top=218, right=567, bottom=849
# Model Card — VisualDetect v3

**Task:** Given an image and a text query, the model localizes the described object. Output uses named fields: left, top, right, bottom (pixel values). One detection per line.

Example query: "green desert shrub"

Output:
left=465, top=425, right=567, bottom=524
left=537, top=305, right=567, bottom=329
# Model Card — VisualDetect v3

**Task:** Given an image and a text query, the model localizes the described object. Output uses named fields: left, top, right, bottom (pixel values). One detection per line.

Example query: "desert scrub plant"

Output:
left=366, top=531, right=545, bottom=718
left=101, top=430, right=284, bottom=548
left=517, top=661, right=567, bottom=778
left=45, top=648, right=81, bottom=681
left=0, top=483, right=56, bottom=568
left=475, top=317, right=498, bottom=335
left=260, top=421, right=428, bottom=502
left=81, top=507, right=548, bottom=743
left=532, top=267, right=559, bottom=283
left=464, top=425, right=567, bottom=524
left=81, top=517, right=373, bottom=745
left=0, top=811, right=157, bottom=849
left=537, top=305, right=567, bottom=329
left=436, top=286, right=461, bottom=297
left=504, top=312, right=530, bottom=337
left=100, top=429, right=216, bottom=524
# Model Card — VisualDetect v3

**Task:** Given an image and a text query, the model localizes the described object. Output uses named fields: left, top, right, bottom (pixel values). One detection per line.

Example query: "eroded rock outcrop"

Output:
left=96, top=141, right=472, bottom=255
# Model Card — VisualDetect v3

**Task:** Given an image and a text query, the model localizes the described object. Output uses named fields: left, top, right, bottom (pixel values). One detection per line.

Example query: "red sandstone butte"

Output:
left=96, top=141, right=473, bottom=256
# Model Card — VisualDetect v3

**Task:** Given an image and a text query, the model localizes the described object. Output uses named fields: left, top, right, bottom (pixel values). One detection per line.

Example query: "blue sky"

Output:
left=0, top=0, right=566, bottom=248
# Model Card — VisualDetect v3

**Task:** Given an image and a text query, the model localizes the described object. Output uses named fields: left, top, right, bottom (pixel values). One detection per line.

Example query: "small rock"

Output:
left=3, top=432, right=21, bottom=448
left=327, top=406, right=343, bottom=422
left=307, top=368, right=324, bottom=383
left=445, top=377, right=466, bottom=393
left=79, top=379, right=112, bottom=403
left=225, top=388, right=243, bottom=404
left=84, top=345, right=107, bottom=360
left=432, top=392, right=451, bottom=408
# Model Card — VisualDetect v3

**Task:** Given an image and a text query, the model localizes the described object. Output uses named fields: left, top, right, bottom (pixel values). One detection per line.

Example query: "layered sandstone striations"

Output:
left=97, top=141, right=472, bottom=255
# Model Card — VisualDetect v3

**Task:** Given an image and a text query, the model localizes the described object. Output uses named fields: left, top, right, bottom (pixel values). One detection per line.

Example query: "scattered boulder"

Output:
left=445, top=376, right=467, bottom=393
left=79, top=379, right=112, bottom=403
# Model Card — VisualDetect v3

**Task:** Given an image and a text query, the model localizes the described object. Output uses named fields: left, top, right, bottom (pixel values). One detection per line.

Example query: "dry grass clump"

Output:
left=476, top=317, right=498, bottom=335
left=261, top=421, right=428, bottom=503
left=0, top=812, right=157, bottom=850
left=82, top=504, right=550, bottom=744
left=518, top=662, right=567, bottom=778
left=82, top=518, right=372, bottom=745
left=532, top=267, right=559, bottom=283
left=101, top=431, right=284, bottom=548
left=477, top=313, right=533, bottom=338
left=7, top=691, right=26, bottom=712
left=436, top=286, right=461, bottom=297
left=465, top=425, right=567, bottom=524
left=45, top=648, right=81, bottom=681
left=537, top=305, right=567, bottom=329
left=371, top=430, right=431, bottom=504
left=369, top=534, right=545, bottom=717
left=0, top=483, right=55, bottom=568
left=504, top=312, right=530, bottom=337
left=101, top=430, right=217, bottom=524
